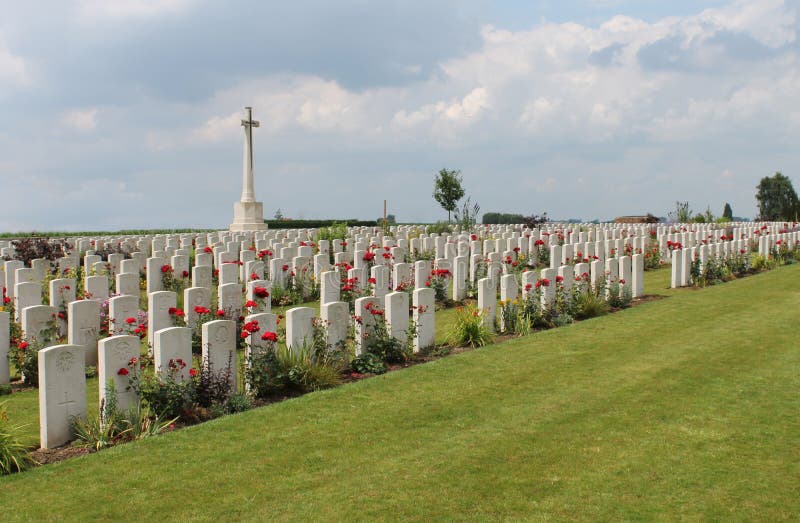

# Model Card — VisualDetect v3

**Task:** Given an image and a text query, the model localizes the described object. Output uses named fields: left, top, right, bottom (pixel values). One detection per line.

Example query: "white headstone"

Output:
left=286, top=306, right=315, bottom=352
left=153, top=326, right=192, bottom=382
left=67, top=299, right=101, bottom=366
left=98, top=335, right=140, bottom=412
left=38, top=344, right=86, bottom=449
left=202, top=320, right=237, bottom=391
left=148, top=291, right=177, bottom=348
left=320, top=302, right=349, bottom=353
left=412, top=288, right=435, bottom=352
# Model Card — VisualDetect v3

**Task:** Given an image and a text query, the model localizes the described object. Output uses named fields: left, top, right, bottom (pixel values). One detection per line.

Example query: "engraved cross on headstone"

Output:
left=240, top=107, right=260, bottom=203
left=58, top=390, right=76, bottom=417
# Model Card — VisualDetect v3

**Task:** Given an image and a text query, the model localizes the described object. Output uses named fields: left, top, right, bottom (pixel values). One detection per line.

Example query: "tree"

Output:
left=722, top=202, right=733, bottom=221
left=433, top=168, right=465, bottom=223
left=755, top=172, right=800, bottom=221
left=274, top=208, right=284, bottom=220
left=667, top=201, right=692, bottom=223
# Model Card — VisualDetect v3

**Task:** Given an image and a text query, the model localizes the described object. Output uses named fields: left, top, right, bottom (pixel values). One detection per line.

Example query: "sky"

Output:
left=1, top=0, right=799, bottom=230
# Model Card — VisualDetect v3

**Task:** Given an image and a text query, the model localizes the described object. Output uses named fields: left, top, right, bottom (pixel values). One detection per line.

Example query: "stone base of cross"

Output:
left=231, top=201, right=268, bottom=231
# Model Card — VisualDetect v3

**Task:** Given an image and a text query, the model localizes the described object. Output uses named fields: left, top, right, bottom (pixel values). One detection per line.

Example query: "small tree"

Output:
left=453, top=197, right=480, bottom=232
left=755, top=172, right=800, bottom=221
left=274, top=208, right=284, bottom=220
left=722, top=202, right=733, bottom=221
left=668, top=201, right=693, bottom=223
left=433, top=168, right=465, bottom=223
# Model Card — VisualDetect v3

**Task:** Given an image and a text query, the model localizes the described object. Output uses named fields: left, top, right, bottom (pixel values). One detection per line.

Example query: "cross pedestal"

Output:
left=230, top=106, right=268, bottom=232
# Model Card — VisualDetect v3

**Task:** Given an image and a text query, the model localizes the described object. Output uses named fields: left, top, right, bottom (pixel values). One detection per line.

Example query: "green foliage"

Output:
left=433, top=168, right=465, bottom=222
left=722, top=202, right=734, bottom=221
left=0, top=384, right=12, bottom=396
left=447, top=304, right=494, bottom=348
left=247, top=344, right=343, bottom=397
left=573, top=291, right=610, bottom=320
left=129, top=364, right=195, bottom=420
left=264, top=219, right=377, bottom=229
left=482, top=212, right=525, bottom=224
left=9, top=318, right=61, bottom=387
left=668, top=201, right=693, bottom=223
left=426, top=222, right=452, bottom=235
left=756, top=172, right=800, bottom=221
left=318, top=222, right=349, bottom=242
left=350, top=353, right=387, bottom=374
left=453, top=196, right=480, bottom=232
left=0, top=401, right=34, bottom=475
left=225, top=393, right=253, bottom=414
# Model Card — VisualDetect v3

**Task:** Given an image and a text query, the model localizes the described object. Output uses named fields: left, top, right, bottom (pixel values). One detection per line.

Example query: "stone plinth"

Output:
left=230, top=201, right=267, bottom=232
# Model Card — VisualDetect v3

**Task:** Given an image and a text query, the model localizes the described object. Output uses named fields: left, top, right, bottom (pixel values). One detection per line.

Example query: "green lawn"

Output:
left=1, top=266, right=798, bottom=521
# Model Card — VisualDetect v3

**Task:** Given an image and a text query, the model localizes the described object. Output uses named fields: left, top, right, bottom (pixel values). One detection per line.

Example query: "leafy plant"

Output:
left=433, top=168, right=465, bottom=222
left=573, top=291, right=610, bottom=320
left=448, top=303, right=493, bottom=348
left=0, top=401, right=34, bottom=475
left=350, top=353, right=386, bottom=374
left=248, top=344, right=342, bottom=397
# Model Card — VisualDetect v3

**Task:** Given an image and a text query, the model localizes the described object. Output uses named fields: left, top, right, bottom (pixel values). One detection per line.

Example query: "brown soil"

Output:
left=30, top=445, right=94, bottom=465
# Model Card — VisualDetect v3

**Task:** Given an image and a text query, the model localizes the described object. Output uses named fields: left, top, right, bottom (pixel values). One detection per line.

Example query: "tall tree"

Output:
left=755, top=172, right=800, bottom=221
left=722, top=202, right=733, bottom=221
left=433, top=168, right=465, bottom=223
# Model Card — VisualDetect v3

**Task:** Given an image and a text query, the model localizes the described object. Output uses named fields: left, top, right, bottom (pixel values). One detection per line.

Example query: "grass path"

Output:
left=1, top=266, right=798, bottom=520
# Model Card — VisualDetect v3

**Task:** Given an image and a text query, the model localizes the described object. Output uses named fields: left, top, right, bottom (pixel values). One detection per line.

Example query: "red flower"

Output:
left=194, top=306, right=210, bottom=315
left=3, top=296, right=10, bottom=304
left=250, top=272, right=258, bottom=281
left=282, top=264, right=289, bottom=272
left=161, top=264, right=172, bottom=273
left=471, top=234, right=477, bottom=241
left=425, top=280, right=431, bottom=287
left=253, top=287, right=270, bottom=298
left=534, top=239, right=545, bottom=246
left=203, top=246, right=213, bottom=253
left=168, top=307, right=177, bottom=315
left=382, top=252, right=391, bottom=259
left=189, top=368, right=198, bottom=378
left=524, top=283, right=532, bottom=291
left=619, top=278, right=626, bottom=284
left=245, top=300, right=258, bottom=308
left=216, top=309, right=225, bottom=317
left=368, top=277, right=376, bottom=284
left=125, top=317, right=136, bottom=324
left=555, top=275, right=564, bottom=283
left=363, top=251, right=376, bottom=262
left=513, top=247, right=520, bottom=253
left=261, top=331, right=278, bottom=342
left=18, top=341, right=28, bottom=350
left=57, top=312, right=66, bottom=320
left=117, top=367, right=129, bottom=376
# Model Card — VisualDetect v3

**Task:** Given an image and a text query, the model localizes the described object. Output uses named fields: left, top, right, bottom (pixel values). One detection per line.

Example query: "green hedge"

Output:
left=265, top=219, right=378, bottom=229
left=482, top=212, right=525, bottom=224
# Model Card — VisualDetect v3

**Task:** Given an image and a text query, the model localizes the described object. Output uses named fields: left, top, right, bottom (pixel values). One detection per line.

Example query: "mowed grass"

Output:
left=1, top=266, right=799, bottom=521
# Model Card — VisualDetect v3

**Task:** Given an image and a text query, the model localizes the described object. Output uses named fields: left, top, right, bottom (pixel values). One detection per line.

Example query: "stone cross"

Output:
left=240, top=106, right=260, bottom=204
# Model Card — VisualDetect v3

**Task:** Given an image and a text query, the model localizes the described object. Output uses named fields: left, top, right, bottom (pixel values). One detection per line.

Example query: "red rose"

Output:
left=282, top=264, right=289, bottom=272
left=203, top=246, right=213, bottom=253
left=18, top=341, right=28, bottom=350
left=3, top=297, right=10, bottom=304
left=524, top=283, right=532, bottom=291
left=368, top=277, right=376, bottom=284
left=216, top=309, right=225, bottom=317
left=189, top=368, right=198, bottom=377
left=168, top=307, right=177, bottom=315
left=182, top=270, right=189, bottom=278
left=261, top=331, right=278, bottom=342
left=117, top=367, right=129, bottom=376
left=555, top=275, right=564, bottom=283
left=245, top=300, right=258, bottom=308
left=125, top=317, right=136, bottom=324
left=161, top=264, right=171, bottom=273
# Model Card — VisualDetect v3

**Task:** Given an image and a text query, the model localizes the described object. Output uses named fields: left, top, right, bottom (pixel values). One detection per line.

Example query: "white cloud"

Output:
left=0, top=37, right=30, bottom=88
left=76, top=0, right=193, bottom=20
left=60, top=108, right=99, bottom=132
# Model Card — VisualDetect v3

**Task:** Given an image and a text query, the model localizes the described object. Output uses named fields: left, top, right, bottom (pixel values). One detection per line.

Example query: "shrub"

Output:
left=350, top=353, right=386, bottom=374
left=248, top=344, right=342, bottom=397
left=426, top=222, right=452, bottom=235
left=448, top=304, right=493, bottom=348
left=0, top=401, right=34, bottom=475
left=128, top=360, right=195, bottom=419
left=573, top=291, right=610, bottom=320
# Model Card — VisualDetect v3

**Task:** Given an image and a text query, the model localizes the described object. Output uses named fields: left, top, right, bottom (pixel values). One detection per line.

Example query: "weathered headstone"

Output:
left=412, top=288, right=435, bottom=352
left=153, top=327, right=192, bottom=382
